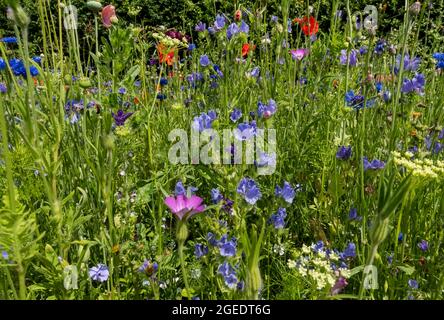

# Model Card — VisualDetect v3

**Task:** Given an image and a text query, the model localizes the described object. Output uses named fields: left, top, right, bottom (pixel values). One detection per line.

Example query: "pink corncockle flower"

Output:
left=289, top=49, right=308, bottom=61
left=164, top=195, right=205, bottom=220
left=102, top=5, right=118, bottom=28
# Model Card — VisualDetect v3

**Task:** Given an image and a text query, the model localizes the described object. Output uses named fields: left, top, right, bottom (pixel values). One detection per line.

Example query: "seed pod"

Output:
left=86, top=1, right=103, bottom=11
left=79, top=77, right=92, bottom=89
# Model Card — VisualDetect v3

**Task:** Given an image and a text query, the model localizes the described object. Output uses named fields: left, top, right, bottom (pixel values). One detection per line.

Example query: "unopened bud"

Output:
left=235, top=9, right=242, bottom=21
left=409, top=1, right=421, bottom=15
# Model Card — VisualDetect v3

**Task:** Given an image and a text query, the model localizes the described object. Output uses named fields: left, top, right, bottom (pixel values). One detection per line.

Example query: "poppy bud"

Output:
left=409, top=1, right=421, bottom=15
left=79, top=77, right=92, bottom=89
left=235, top=9, right=242, bottom=21
left=86, top=1, right=103, bottom=11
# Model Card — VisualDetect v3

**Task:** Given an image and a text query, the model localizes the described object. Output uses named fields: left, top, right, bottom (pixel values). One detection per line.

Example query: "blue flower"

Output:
left=138, top=260, right=158, bottom=276
left=195, top=21, right=207, bottom=32
left=0, top=83, right=6, bottom=94
left=214, top=14, right=226, bottom=30
left=271, top=15, right=278, bottom=23
left=374, top=39, right=386, bottom=54
left=118, top=87, right=127, bottom=94
left=160, top=78, right=168, bottom=86
left=200, top=55, right=210, bottom=67
left=336, top=146, right=352, bottom=160
left=375, top=82, right=383, bottom=93
left=210, top=188, right=223, bottom=204
left=237, top=177, right=261, bottom=205
left=188, top=43, right=196, bottom=51
left=207, top=232, right=219, bottom=246
left=230, top=108, right=242, bottom=122
left=234, top=121, right=257, bottom=141
left=408, top=279, right=418, bottom=290
left=401, top=73, right=425, bottom=95
left=363, top=157, right=385, bottom=171
left=0, top=37, right=17, bottom=44
left=342, top=243, right=356, bottom=258
left=0, top=58, right=5, bottom=71
left=227, top=23, right=240, bottom=40
left=218, top=262, right=238, bottom=289
left=218, top=235, right=237, bottom=257
left=418, top=240, right=428, bottom=252
left=249, top=66, right=260, bottom=78
left=348, top=208, right=362, bottom=221
left=89, top=263, right=109, bottom=282
left=213, top=64, right=223, bottom=78
left=339, top=49, right=358, bottom=66
left=257, top=99, right=277, bottom=119
left=394, top=54, right=421, bottom=74
left=275, top=181, right=296, bottom=204
left=240, top=21, right=249, bottom=34
left=192, top=111, right=217, bottom=132
left=194, top=244, right=209, bottom=259
left=256, top=152, right=276, bottom=168
left=398, top=232, right=404, bottom=242
left=175, top=180, right=197, bottom=196
left=269, top=208, right=287, bottom=229
left=1, top=250, right=8, bottom=260
left=287, top=19, right=292, bottom=33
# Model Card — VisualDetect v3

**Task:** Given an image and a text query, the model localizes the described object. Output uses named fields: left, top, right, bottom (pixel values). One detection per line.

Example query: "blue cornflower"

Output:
left=363, top=157, right=385, bottom=171
left=257, top=99, right=277, bottom=119
left=345, top=90, right=367, bottom=109
left=0, top=37, right=17, bottom=44
left=160, top=78, right=168, bottom=86
left=418, top=240, right=428, bottom=252
left=0, top=58, right=5, bottom=71
left=118, top=87, right=127, bottom=95
left=359, top=46, right=368, bottom=55
left=275, top=181, right=296, bottom=204
left=227, top=23, right=240, bottom=40
left=249, top=66, right=260, bottom=78
left=188, top=43, right=196, bottom=51
left=230, top=108, right=242, bottom=122
left=89, top=264, right=109, bottom=282
left=269, top=208, right=287, bottom=229
left=375, top=82, right=383, bottom=93
left=195, top=21, right=207, bottom=32
left=194, top=244, right=209, bottom=259
left=211, top=188, right=224, bottom=204
left=186, top=72, right=204, bottom=88
left=312, top=241, right=324, bottom=253
left=200, top=55, right=210, bottom=67
left=237, top=177, right=261, bottom=205
left=32, top=56, right=42, bottom=64
left=383, top=90, right=392, bottom=102
left=0, top=83, right=6, bottom=94
left=192, top=111, right=216, bottom=132
left=398, top=232, right=404, bottom=242
left=336, top=146, right=352, bottom=160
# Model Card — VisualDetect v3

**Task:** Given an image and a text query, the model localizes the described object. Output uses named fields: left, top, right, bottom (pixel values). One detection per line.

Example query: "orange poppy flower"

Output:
left=157, top=43, right=176, bottom=66
left=242, top=43, right=255, bottom=57
left=293, top=16, right=319, bottom=36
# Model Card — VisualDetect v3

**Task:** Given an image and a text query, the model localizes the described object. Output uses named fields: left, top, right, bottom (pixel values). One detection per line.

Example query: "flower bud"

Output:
left=79, top=77, right=92, bottom=88
left=176, top=222, right=189, bottom=243
left=409, top=1, right=421, bottom=15
left=102, top=134, right=115, bottom=150
left=370, top=217, right=391, bottom=246
left=235, top=9, right=242, bottom=21
left=86, top=1, right=103, bottom=11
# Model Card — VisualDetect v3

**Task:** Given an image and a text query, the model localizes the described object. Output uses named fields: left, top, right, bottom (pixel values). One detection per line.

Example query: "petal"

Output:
left=186, top=195, right=203, bottom=211
left=164, top=196, right=178, bottom=213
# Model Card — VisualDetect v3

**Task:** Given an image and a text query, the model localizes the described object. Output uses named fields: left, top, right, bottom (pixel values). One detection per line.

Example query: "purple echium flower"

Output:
left=257, top=99, right=277, bottom=119
left=0, top=83, right=7, bottom=93
left=395, top=54, right=421, bottom=74
left=256, top=152, right=276, bottom=168
left=174, top=180, right=197, bottom=196
left=230, top=108, right=242, bottom=122
left=269, top=207, right=287, bottom=229
left=195, top=21, right=207, bottom=32
left=112, top=110, right=133, bottom=126
left=348, top=208, right=362, bottom=221
left=138, top=260, right=158, bottom=276
left=240, top=21, right=249, bottom=34
left=339, top=49, right=358, bottom=66
left=363, top=157, right=385, bottom=171
left=218, top=235, right=237, bottom=257
left=342, top=243, right=356, bottom=258
left=408, top=279, right=419, bottom=290
left=237, top=177, right=261, bottom=205
left=418, top=240, right=428, bottom=252
left=218, top=262, right=238, bottom=289
left=234, top=121, right=257, bottom=141
left=336, top=146, right=352, bottom=160
left=401, top=73, right=425, bottom=95
left=214, top=14, right=225, bottom=30
left=331, top=277, right=348, bottom=295
left=164, top=195, right=205, bottom=220
left=210, top=188, right=223, bottom=204
left=275, top=181, right=296, bottom=204
left=118, top=87, right=127, bottom=94
left=194, top=244, right=209, bottom=258
left=89, top=264, right=109, bottom=282
left=226, top=23, right=240, bottom=40
left=200, top=54, right=210, bottom=67
left=192, top=111, right=217, bottom=132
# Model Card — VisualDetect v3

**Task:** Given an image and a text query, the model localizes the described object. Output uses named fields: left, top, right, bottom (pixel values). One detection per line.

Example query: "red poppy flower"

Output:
left=157, top=43, right=176, bottom=66
left=293, top=16, right=319, bottom=36
left=102, top=5, right=118, bottom=28
left=242, top=43, right=256, bottom=57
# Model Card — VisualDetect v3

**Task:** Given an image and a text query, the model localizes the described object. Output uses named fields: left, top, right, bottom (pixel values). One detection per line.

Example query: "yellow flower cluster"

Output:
left=392, top=151, right=444, bottom=179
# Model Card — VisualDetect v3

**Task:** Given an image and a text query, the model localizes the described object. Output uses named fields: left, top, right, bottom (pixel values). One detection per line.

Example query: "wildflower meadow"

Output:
left=0, top=0, right=443, bottom=302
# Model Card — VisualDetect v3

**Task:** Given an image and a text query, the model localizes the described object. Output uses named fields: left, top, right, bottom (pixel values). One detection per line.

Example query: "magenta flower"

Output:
left=102, top=5, right=118, bottom=28
left=289, top=49, right=307, bottom=61
left=164, top=195, right=205, bottom=220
